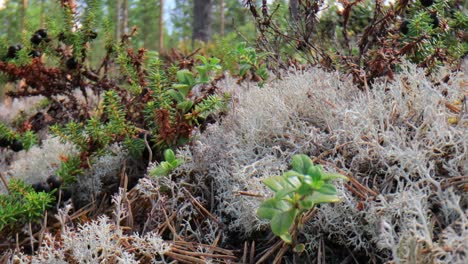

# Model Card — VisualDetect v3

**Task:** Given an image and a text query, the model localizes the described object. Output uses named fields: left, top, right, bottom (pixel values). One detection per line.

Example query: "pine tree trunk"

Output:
left=40, top=0, right=45, bottom=28
left=142, top=1, right=149, bottom=49
left=192, top=0, right=213, bottom=45
left=159, top=0, right=164, bottom=51
left=220, top=0, right=224, bottom=36
left=122, top=0, right=128, bottom=36
left=289, top=0, right=298, bottom=21
left=21, top=0, right=28, bottom=32
left=116, top=0, right=121, bottom=40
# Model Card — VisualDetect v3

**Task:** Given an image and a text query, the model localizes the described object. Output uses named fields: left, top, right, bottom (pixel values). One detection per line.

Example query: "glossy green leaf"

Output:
left=257, top=206, right=277, bottom=220
left=176, top=70, right=195, bottom=86
left=257, top=198, right=290, bottom=220
left=177, top=100, right=194, bottom=113
left=164, top=149, right=176, bottom=162
left=150, top=166, right=168, bottom=177
left=293, top=243, right=305, bottom=253
left=310, top=179, right=325, bottom=190
left=299, top=198, right=314, bottom=210
left=162, top=162, right=173, bottom=171
left=195, top=66, right=207, bottom=75
left=257, top=198, right=289, bottom=220
left=274, top=187, right=296, bottom=199
left=271, top=209, right=297, bottom=237
left=198, top=74, right=210, bottom=84
left=321, top=172, right=349, bottom=182
left=239, top=64, right=251, bottom=77
left=280, top=233, right=292, bottom=244
left=316, top=183, right=337, bottom=195
left=291, top=154, right=313, bottom=175
left=170, top=158, right=184, bottom=168
left=258, top=66, right=268, bottom=80
left=307, top=165, right=322, bottom=183
left=305, top=192, right=340, bottom=204
left=296, top=182, right=313, bottom=196
left=283, top=170, right=302, bottom=178
left=172, top=84, right=192, bottom=98
left=285, top=175, right=302, bottom=189
left=196, top=55, right=208, bottom=65
left=302, top=174, right=313, bottom=185
left=209, top=57, right=221, bottom=66
left=166, top=89, right=184, bottom=102
left=236, top=42, right=247, bottom=53
left=263, top=176, right=287, bottom=192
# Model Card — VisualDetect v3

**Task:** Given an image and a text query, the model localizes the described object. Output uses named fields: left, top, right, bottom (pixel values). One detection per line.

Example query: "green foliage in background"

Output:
left=233, top=42, right=269, bottom=86
left=399, top=0, right=467, bottom=67
left=141, top=53, right=227, bottom=150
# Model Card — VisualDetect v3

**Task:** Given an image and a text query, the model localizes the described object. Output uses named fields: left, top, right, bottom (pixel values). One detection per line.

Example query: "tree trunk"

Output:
left=220, top=0, right=224, bottom=36
left=141, top=1, right=149, bottom=48
left=116, top=0, right=121, bottom=40
left=159, top=0, right=164, bottom=51
left=21, top=0, right=28, bottom=32
left=289, top=0, right=299, bottom=21
left=192, top=0, right=213, bottom=45
left=121, top=0, right=128, bottom=37
left=40, top=0, right=45, bottom=27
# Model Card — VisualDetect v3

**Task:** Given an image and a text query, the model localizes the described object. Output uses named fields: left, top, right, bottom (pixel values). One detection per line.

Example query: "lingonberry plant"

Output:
left=232, top=42, right=269, bottom=86
left=257, top=154, right=348, bottom=250
left=149, top=149, right=184, bottom=177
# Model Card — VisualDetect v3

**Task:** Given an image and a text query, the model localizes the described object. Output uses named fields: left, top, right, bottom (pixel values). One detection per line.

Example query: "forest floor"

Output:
left=1, top=61, right=467, bottom=263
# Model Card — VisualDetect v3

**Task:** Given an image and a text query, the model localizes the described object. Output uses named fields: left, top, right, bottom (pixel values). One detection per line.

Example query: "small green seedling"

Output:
left=149, top=149, right=184, bottom=177
left=257, top=154, right=348, bottom=248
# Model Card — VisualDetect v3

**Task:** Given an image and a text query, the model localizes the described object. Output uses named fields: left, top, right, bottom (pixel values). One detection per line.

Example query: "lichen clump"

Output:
left=181, top=63, right=467, bottom=261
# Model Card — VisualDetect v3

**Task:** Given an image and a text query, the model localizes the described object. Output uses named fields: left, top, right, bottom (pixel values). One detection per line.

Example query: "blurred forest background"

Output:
left=0, top=0, right=406, bottom=65
left=0, top=0, right=465, bottom=80
left=0, top=0, right=257, bottom=60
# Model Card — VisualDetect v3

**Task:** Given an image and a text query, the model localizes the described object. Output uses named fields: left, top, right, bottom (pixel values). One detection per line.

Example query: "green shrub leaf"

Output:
left=280, top=233, right=292, bottom=244
left=317, top=183, right=337, bottom=195
left=257, top=198, right=290, bottom=220
left=291, top=154, right=313, bottom=175
left=176, top=70, right=195, bottom=86
left=172, top=84, right=192, bottom=98
left=307, top=192, right=340, bottom=204
left=307, top=165, right=322, bottom=183
left=263, top=176, right=287, bottom=192
left=293, top=243, right=305, bottom=253
left=239, top=64, right=251, bottom=77
left=271, top=209, right=297, bottom=237
left=321, top=172, right=349, bottom=182
left=164, top=149, right=176, bottom=162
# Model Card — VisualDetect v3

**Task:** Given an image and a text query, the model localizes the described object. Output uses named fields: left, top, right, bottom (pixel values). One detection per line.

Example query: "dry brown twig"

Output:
left=183, top=188, right=224, bottom=227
